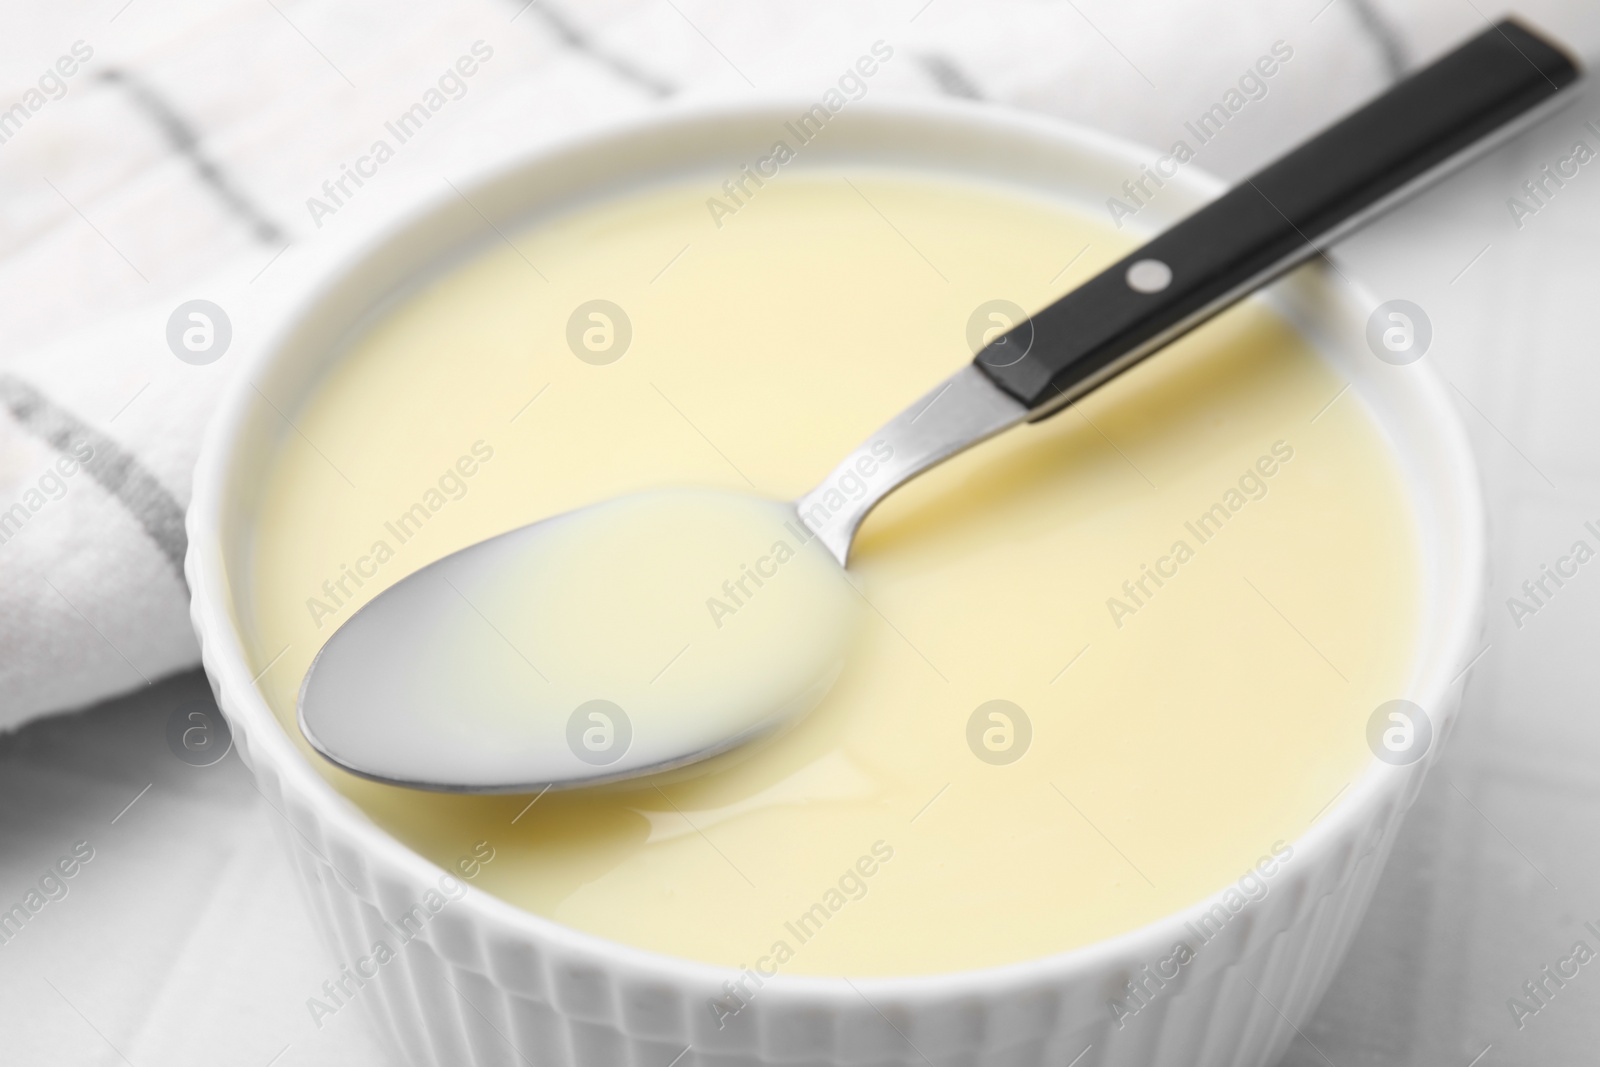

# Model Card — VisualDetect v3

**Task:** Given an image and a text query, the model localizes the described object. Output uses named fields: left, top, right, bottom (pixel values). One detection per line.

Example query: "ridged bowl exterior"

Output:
left=186, top=98, right=1486, bottom=1067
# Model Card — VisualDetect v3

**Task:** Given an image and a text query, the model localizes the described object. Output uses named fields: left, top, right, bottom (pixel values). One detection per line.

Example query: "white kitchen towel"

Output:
left=0, top=0, right=1584, bottom=730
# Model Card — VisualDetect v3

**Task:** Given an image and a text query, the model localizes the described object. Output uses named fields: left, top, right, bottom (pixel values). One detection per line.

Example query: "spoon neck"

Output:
left=795, top=363, right=1028, bottom=567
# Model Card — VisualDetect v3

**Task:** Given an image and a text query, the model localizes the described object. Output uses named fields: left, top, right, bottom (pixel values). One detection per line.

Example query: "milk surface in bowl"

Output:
left=244, top=153, right=1420, bottom=987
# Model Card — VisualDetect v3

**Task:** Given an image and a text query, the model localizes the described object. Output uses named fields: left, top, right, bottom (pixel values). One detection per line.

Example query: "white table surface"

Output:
left=4, top=60, right=1600, bottom=1067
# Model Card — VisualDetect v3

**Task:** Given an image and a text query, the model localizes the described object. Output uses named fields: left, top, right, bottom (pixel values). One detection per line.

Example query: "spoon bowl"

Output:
left=299, top=488, right=860, bottom=791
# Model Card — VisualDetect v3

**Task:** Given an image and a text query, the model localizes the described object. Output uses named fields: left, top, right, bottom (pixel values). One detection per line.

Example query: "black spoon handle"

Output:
left=978, top=18, right=1580, bottom=418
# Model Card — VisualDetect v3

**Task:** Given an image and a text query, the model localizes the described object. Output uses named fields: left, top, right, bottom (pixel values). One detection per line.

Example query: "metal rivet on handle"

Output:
left=1125, top=259, right=1172, bottom=294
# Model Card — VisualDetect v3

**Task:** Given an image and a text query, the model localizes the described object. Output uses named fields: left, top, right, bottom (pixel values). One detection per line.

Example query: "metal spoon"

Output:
left=299, top=19, right=1578, bottom=793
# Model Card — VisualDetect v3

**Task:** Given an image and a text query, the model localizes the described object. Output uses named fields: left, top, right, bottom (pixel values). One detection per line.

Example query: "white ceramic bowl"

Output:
left=186, top=97, right=1485, bottom=1067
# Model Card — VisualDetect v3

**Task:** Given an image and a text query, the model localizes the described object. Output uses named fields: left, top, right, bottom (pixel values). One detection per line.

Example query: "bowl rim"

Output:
left=186, top=91, right=1487, bottom=1003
